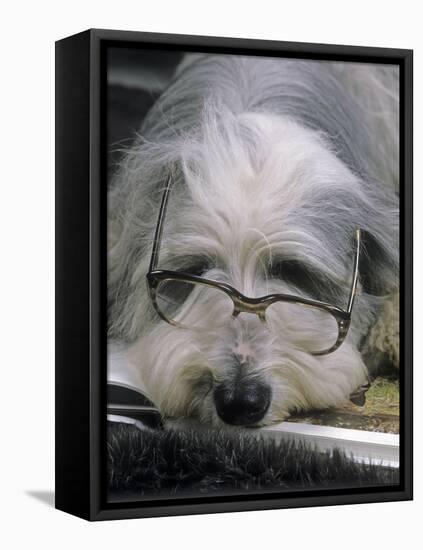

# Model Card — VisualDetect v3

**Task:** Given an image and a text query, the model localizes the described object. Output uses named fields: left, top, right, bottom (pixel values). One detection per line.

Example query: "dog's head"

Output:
left=110, top=108, right=398, bottom=427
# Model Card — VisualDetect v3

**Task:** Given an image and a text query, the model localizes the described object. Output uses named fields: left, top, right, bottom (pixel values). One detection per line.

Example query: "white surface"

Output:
left=107, top=414, right=152, bottom=431
left=1, top=1, right=421, bottom=549
left=262, top=422, right=400, bottom=468
left=108, top=341, right=146, bottom=392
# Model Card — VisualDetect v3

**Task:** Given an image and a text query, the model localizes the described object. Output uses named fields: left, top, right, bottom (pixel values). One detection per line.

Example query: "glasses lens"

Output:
left=155, top=278, right=234, bottom=329
left=266, top=300, right=339, bottom=354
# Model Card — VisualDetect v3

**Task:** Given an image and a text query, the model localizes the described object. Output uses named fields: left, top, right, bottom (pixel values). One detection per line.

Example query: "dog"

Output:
left=108, top=54, right=399, bottom=427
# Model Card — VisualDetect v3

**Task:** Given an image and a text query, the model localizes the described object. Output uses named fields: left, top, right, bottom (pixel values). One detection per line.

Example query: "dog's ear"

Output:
left=358, top=229, right=398, bottom=296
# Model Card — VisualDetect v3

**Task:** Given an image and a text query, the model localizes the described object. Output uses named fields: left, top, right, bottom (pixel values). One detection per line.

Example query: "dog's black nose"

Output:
left=214, top=380, right=271, bottom=426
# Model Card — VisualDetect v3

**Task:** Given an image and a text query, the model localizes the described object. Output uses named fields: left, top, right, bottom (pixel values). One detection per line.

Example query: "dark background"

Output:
left=107, top=47, right=184, bottom=174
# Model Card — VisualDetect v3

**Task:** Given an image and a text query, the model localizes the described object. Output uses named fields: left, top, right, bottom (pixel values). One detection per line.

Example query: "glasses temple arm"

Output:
left=149, top=174, right=173, bottom=272
left=346, top=228, right=361, bottom=315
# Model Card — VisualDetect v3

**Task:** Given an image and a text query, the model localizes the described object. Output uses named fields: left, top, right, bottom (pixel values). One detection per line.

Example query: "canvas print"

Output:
left=106, top=47, right=400, bottom=502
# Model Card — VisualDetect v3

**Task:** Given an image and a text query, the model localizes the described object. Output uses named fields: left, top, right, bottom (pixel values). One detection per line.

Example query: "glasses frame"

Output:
left=147, top=175, right=361, bottom=355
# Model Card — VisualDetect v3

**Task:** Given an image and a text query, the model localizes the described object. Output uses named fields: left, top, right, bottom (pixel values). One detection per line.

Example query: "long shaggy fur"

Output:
left=108, top=55, right=399, bottom=427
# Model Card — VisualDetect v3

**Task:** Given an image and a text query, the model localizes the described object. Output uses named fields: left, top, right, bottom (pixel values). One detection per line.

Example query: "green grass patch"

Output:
left=364, top=377, right=399, bottom=417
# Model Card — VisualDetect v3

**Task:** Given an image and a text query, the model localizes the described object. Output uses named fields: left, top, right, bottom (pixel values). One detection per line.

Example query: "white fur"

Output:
left=108, top=55, right=399, bottom=427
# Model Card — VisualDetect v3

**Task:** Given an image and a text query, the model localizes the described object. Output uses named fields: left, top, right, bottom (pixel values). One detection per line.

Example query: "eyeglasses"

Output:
left=147, top=175, right=361, bottom=355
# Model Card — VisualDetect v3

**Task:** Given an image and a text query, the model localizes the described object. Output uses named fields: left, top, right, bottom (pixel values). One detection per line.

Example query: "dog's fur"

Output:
left=108, top=55, right=399, bottom=426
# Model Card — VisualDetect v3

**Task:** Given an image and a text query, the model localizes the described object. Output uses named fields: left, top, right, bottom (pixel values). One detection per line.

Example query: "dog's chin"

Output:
left=183, top=403, right=281, bottom=430
left=183, top=394, right=292, bottom=429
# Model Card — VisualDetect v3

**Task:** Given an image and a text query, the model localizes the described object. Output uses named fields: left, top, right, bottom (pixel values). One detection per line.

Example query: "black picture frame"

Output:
left=55, top=28, right=413, bottom=521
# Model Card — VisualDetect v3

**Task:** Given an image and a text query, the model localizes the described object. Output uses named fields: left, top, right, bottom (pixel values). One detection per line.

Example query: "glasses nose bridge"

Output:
left=232, top=295, right=268, bottom=323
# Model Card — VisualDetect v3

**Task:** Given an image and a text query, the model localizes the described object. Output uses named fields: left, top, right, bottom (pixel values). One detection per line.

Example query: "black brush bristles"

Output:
left=107, top=423, right=399, bottom=499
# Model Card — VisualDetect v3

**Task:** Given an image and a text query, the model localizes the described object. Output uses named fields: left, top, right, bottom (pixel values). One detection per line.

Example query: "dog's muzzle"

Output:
left=213, top=379, right=271, bottom=426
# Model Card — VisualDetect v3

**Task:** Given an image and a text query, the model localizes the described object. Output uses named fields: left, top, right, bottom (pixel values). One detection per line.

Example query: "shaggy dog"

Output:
left=108, top=55, right=399, bottom=427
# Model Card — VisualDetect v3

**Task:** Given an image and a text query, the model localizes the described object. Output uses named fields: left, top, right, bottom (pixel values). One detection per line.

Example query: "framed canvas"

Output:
left=55, top=28, right=413, bottom=521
